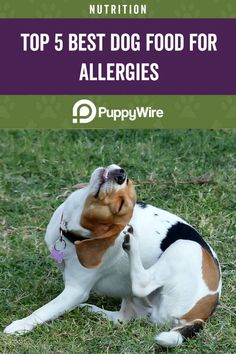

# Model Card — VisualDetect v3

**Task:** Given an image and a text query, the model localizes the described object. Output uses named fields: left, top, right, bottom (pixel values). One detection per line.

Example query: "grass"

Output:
left=0, top=130, right=235, bottom=354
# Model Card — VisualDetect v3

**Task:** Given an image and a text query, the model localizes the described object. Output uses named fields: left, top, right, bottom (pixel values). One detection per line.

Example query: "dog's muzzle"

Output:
left=92, top=165, right=127, bottom=198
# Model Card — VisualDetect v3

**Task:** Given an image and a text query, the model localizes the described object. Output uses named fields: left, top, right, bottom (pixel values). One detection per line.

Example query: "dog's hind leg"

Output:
left=122, top=233, right=170, bottom=298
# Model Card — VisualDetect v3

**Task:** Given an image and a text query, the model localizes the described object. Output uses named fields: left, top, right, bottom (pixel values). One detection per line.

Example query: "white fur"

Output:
left=4, top=165, right=221, bottom=347
left=155, top=331, right=183, bottom=347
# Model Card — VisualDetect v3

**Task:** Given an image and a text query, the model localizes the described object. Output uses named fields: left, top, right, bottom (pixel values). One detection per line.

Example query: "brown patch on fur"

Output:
left=181, top=293, right=219, bottom=322
left=75, top=179, right=136, bottom=268
left=202, top=248, right=220, bottom=291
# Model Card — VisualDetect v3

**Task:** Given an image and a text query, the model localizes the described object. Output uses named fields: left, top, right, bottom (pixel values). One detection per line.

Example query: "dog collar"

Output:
left=59, top=212, right=89, bottom=244
left=60, top=228, right=89, bottom=244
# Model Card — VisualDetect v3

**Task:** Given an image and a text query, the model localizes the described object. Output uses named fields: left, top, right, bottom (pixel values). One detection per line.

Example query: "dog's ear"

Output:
left=75, top=224, right=124, bottom=268
left=73, top=183, right=88, bottom=190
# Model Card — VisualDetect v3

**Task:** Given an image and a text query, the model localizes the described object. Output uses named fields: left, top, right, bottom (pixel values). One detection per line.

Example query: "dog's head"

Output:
left=75, top=164, right=136, bottom=268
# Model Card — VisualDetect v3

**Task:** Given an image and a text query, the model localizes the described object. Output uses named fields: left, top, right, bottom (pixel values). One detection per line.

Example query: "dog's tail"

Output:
left=155, top=319, right=204, bottom=347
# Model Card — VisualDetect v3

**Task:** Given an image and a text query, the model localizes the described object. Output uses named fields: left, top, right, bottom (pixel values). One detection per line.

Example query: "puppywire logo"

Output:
left=72, top=99, right=97, bottom=124
left=72, top=99, right=164, bottom=124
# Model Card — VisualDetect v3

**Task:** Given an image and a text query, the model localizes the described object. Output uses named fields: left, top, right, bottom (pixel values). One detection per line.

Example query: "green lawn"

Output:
left=0, top=130, right=235, bottom=354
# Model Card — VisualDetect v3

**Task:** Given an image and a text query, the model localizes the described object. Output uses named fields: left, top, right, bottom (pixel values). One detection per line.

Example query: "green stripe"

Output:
left=0, top=0, right=236, bottom=19
left=0, top=95, right=235, bottom=128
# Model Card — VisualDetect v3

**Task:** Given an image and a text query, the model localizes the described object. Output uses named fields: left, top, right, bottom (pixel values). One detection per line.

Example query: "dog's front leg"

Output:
left=4, top=286, right=89, bottom=335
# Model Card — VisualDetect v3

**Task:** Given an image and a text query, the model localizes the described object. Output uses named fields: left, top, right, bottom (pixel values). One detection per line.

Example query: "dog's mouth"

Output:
left=94, top=166, right=127, bottom=198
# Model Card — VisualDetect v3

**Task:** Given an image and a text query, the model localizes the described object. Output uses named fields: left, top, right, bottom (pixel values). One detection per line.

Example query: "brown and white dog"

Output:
left=4, top=164, right=221, bottom=347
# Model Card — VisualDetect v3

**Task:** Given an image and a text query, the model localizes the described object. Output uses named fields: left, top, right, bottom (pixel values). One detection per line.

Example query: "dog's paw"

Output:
left=122, top=233, right=131, bottom=252
left=122, top=225, right=136, bottom=253
left=79, top=303, right=93, bottom=311
left=4, top=318, right=34, bottom=335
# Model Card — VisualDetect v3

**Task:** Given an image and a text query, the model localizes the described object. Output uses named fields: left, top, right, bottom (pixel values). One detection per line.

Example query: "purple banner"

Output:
left=0, top=19, right=235, bottom=94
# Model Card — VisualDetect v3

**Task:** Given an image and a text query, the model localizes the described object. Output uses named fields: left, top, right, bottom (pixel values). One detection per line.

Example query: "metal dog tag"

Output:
left=50, top=237, right=66, bottom=263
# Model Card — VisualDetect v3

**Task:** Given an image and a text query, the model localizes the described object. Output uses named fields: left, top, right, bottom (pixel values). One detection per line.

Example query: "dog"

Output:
left=4, top=164, right=221, bottom=347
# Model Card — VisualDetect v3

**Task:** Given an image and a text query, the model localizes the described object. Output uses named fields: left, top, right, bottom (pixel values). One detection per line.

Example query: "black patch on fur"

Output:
left=127, top=225, right=134, bottom=234
left=60, top=228, right=88, bottom=243
left=176, top=321, right=204, bottom=340
left=160, top=221, right=213, bottom=256
left=122, top=234, right=130, bottom=251
left=154, top=213, right=158, bottom=216
left=137, top=201, right=148, bottom=209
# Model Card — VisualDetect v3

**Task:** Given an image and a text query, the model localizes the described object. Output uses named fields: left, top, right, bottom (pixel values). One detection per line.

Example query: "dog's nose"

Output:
left=113, top=168, right=127, bottom=185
